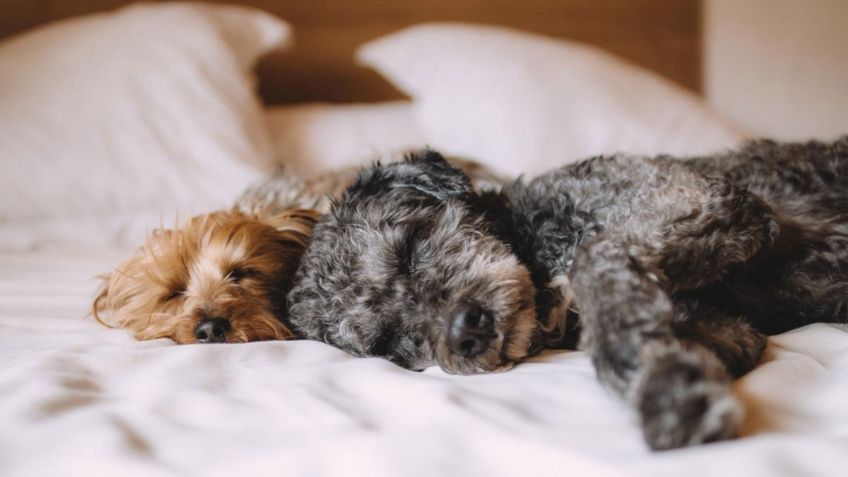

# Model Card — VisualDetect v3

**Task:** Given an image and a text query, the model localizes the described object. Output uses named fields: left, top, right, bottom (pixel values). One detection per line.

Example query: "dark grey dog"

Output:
left=286, top=137, right=848, bottom=450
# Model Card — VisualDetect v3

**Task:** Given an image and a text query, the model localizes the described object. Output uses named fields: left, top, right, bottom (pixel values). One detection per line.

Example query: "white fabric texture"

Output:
left=265, top=101, right=427, bottom=176
left=0, top=2, right=288, bottom=238
left=358, top=23, right=747, bottom=176
left=1, top=247, right=847, bottom=476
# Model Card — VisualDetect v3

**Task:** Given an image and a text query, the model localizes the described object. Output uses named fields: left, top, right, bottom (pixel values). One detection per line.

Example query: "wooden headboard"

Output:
left=0, top=0, right=703, bottom=104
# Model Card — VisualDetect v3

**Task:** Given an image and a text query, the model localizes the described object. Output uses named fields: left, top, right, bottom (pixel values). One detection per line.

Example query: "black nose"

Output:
left=447, top=303, right=495, bottom=358
left=194, top=318, right=230, bottom=343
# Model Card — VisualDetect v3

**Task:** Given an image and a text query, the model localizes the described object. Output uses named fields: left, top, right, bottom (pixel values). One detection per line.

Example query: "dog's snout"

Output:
left=447, top=303, right=495, bottom=358
left=194, top=318, right=230, bottom=343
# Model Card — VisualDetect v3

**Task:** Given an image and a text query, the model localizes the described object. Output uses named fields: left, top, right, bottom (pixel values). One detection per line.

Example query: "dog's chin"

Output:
left=175, top=329, right=281, bottom=345
left=435, top=351, right=520, bottom=375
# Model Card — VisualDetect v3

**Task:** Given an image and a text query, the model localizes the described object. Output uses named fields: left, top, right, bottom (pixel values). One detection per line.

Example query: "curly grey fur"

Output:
left=237, top=156, right=507, bottom=216
left=287, top=152, right=534, bottom=373
left=287, top=137, right=848, bottom=450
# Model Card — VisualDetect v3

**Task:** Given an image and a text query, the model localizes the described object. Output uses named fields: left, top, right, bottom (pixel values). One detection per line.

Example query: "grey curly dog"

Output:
left=286, top=137, right=848, bottom=450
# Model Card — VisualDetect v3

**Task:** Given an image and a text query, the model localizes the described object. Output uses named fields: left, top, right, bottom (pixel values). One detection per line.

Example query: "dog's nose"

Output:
left=194, top=318, right=230, bottom=343
left=447, top=303, right=495, bottom=358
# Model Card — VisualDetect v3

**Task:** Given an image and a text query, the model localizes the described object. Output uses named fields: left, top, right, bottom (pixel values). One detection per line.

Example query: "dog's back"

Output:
left=686, top=136, right=848, bottom=332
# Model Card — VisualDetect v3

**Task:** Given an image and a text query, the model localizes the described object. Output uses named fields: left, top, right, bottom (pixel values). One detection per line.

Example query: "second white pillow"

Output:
left=265, top=101, right=427, bottom=175
left=358, top=23, right=745, bottom=176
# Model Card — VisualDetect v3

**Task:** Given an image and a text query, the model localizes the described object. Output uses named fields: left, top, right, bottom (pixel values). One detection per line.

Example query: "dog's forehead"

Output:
left=343, top=155, right=473, bottom=204
left=332, top=187, right=430, bottom=227
left=335, top=196, right=476, bottom=243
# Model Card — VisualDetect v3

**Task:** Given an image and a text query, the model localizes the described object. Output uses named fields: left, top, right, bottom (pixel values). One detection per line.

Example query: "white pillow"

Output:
left=265, top=101, right=427, bottom=175
left=358, top=23, right=746, bottom=176
left=0, top=3, right=288, bottom=228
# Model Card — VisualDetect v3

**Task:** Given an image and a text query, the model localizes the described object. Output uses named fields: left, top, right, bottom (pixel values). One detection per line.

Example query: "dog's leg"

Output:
left=570, top=236, right=743, bottom=450
left=673, top=301, right=768, bottom=378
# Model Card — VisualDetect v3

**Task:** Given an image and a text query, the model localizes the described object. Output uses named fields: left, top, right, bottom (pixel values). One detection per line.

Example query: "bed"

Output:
left=1, top=2, right=847, bottom=476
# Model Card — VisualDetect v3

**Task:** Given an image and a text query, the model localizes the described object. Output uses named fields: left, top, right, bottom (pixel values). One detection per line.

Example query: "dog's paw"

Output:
left=635, top=346, right=743, bottom=450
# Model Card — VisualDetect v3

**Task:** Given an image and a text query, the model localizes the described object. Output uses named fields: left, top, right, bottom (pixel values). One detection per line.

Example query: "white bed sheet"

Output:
left=1, top=246, right=847, bottom=477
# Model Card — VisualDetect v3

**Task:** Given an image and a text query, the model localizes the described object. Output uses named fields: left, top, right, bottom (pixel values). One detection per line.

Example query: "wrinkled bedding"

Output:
left=1, top=247, right=847, bottom=476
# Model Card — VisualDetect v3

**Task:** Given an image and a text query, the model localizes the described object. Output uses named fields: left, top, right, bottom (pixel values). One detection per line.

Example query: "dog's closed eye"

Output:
left=228, top=267, right=259, bottom=283
left=161, top=288, right=184, bottom=303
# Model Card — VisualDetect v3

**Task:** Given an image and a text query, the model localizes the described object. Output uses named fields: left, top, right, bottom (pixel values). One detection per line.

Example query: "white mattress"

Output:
left=2, top=246, right=847, bottom=476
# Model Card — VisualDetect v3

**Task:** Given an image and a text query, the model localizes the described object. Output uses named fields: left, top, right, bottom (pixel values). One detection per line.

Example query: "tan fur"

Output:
left=93, top=208, right=319, bottom=343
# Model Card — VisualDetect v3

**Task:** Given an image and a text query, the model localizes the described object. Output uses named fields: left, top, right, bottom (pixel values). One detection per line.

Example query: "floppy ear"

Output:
left=345, top=149, right=473, bottom=203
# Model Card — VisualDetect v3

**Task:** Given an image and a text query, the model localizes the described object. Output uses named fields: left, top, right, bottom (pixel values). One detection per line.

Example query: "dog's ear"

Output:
left=345, top=149, right=473, bottom=204
left=400, top=149, right=472, bottom=199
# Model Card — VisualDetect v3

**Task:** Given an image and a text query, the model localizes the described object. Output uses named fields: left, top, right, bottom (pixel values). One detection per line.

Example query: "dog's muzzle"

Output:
left=194, top=317, right=230, bottom=343
left=447, top=303, right=496, bottom=358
